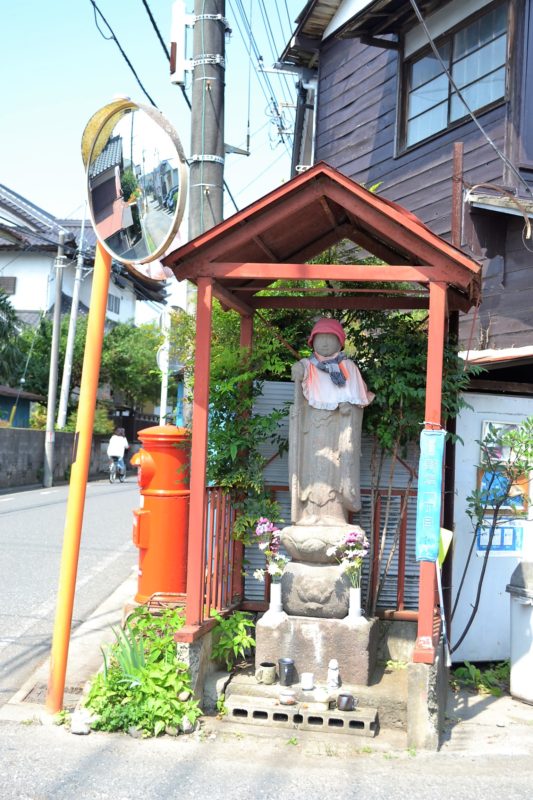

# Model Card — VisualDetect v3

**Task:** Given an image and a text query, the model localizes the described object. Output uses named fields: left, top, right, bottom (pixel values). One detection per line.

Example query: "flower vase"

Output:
left=269, top=581, right=283, bottom=613
left=347, top=586, right=363, bottom=619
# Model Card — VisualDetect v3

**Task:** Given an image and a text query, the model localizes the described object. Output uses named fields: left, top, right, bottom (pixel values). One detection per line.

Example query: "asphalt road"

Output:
left=0, top=478, right=139, bottom=706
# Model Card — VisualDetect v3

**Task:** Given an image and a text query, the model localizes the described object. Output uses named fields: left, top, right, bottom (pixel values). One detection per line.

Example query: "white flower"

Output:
left=253, top=569, right=265, bottom=582
left=258, top=541, right=268, bottom=551
left=267, top=562, right=281, bottom=576
left=326, top=545, right=338, bottom=557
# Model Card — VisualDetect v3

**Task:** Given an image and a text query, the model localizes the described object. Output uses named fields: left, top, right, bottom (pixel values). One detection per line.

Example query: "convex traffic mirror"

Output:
left=82, top=99, right=187, bottom=266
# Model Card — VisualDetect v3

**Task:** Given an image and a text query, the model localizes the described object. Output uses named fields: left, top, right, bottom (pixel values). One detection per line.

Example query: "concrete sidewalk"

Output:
left=2, top=572, right=533, bottom=762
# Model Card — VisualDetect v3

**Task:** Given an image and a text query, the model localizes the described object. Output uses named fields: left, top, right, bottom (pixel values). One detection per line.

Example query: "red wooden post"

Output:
left=397, top=507, right=408, bottom=611
left=185, top=277, right=213, bottom=627
left=414, top=281, right=448, bottom=663
left=228, top=315, right=254, bottom=602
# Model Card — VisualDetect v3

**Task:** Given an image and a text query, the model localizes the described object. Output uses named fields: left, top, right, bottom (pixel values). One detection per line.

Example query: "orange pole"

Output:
left=414, top=281, right=448, bottom=664
left=185, top=276, right=213, bottom=627
left=46, top=243, right=111, bottom=713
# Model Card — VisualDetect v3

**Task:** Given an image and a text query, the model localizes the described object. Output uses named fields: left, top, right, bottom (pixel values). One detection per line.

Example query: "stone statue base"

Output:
left=282, top=523, right=366, bottom=563
left=255, top=612, right=378, bottom=686
left=281, top=561, right=350, bottom=618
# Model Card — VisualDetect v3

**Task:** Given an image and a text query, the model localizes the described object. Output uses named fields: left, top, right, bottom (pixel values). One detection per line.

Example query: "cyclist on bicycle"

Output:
left=107, top=427, right=129, bottom=479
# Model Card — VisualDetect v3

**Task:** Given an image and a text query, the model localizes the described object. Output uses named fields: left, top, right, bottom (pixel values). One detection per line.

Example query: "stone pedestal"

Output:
left=281, top=561, right=349, bottom=618
left=255, top=611, right=378, bottom=686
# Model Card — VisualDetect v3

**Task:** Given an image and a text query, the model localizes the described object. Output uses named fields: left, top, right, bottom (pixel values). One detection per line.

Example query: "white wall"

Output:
left=0, top=251, right=53, bottom=311
left=1, top=250, right=141, bottom=324
left=452, top=393, right=533, bottom=662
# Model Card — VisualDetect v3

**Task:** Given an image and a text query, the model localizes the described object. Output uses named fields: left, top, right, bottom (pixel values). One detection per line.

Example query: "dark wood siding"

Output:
left=315, top=28, right=533, bottom=350
left=468, top=216, right=533, bottom=347
left=316, top=37, right=507, bottom=241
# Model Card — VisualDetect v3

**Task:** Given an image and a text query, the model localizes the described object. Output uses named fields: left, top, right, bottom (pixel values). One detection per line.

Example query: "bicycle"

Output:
left=108, top=457, right=125, bottom=484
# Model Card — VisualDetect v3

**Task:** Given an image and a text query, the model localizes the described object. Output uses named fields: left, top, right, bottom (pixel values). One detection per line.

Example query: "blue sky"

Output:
left=2, top=0, right=302, bottom=223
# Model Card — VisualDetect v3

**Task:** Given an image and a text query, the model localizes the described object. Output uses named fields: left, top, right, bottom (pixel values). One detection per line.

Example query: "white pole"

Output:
left=43, top=232, right=66, bottom=487
left=159, top=308, right=170, bottom=425
left=57, top=209, right=87, bottom=429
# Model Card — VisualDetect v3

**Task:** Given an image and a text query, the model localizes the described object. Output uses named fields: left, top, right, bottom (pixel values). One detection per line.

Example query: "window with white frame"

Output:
left=107, top=293, right=120, bottom=314
left=404, top=2, right=508, bottom=148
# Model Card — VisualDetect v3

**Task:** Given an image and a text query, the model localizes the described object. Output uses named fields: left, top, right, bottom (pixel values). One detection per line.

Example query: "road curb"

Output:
left=0, top=571, right=138, bottom=722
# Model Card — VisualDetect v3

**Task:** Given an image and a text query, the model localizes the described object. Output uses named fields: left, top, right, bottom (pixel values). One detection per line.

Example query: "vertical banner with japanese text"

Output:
left=415, top=429, right=446, bottom=562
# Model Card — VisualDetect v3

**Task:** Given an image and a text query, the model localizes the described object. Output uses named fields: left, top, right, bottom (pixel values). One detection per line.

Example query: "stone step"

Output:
left=224, top=694, right=379, bottom=737
left=225, top=665, right=408, bottom=731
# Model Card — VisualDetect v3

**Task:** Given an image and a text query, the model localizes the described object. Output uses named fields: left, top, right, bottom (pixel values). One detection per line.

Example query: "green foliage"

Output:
left=216, top=693, right=228, bottom=717
left=210, top=610, right=256, bottom=672
left=84, top=606, right=201, bottom=737
left=29, top=403, right=47, bottom=430
left=100, top=322, right=162, bottom=407
left=347, top=312, right=476, bottom=452
left=451, top=660, right=510, bottom=697
left=61, top=403, right=114, bottom=435
left=18, top=315, right=162, bottom=411
left=0, top=289, right=23, bottom=385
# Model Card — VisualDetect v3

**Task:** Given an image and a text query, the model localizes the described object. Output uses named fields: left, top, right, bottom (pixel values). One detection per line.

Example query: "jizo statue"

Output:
left=288, top=318, right=374, bottom=529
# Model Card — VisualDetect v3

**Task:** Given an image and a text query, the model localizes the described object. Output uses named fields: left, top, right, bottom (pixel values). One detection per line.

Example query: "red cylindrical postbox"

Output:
left=130, top=425, right=190, bottom=603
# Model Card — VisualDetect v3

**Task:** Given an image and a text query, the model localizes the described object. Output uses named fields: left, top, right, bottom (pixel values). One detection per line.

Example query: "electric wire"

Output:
left=257, top=0, right=294, bottom=107
left=230, top=0, right=293, bottom=154
left=141, top=0, right=171, bottom=60
left=409, top=0, right=533, bottom=200
left=139, top=0, right=192, bottom=110
left=88, top=0, right=158, bottom=107
left=283, top=0, right=292, bottom=32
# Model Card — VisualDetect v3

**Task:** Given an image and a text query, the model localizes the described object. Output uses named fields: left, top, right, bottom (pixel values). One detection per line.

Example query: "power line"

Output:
left=139, top=0, right=192, bottom=110
left=141, top=0, right=171, bottom=60
left=88, top=0, right=158, bottom=107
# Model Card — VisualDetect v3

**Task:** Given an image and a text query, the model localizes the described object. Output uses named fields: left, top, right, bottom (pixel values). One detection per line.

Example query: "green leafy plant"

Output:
left=216, top=693, right=228, bottom=717
left=84, top=607, right=201, bottom=737
left=210, top=610, right=256, bottom=672
left=451, top=660, right=510, bottom=697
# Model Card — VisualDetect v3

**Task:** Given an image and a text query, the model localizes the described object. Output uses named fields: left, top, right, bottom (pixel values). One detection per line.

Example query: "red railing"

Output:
left=203, top=486, right=240, bottom=620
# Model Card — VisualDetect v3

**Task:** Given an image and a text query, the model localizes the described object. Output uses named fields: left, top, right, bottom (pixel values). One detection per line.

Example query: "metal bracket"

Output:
left=192, top=54, right=226, bottom=68
left=195, top=13, right=231, bottom=32
left=190, top=154, right=225, bottom=165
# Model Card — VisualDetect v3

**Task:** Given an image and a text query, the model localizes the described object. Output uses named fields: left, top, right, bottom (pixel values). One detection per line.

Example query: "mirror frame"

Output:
left=81, top=99, right=188, bottom=265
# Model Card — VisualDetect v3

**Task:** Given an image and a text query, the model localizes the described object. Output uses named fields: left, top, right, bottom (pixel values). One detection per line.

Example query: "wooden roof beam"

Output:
left=212, top=280, right=254, bottom=315
left=250, top=295, right=430, bottom=311
left=321, top=179, right=480, bottom=289
left=285, top=222, right=354, bottom=263
left=252, top=235, right=279, bottom=262
left=185, top=262, right=451, bottom=284
left=347, top=221, right=412, bottom=266
left=167, top=182, right=323, bottom=271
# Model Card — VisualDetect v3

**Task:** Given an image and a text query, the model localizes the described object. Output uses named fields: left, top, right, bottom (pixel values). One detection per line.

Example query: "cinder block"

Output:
left=225, top=695, right=378, bottom=737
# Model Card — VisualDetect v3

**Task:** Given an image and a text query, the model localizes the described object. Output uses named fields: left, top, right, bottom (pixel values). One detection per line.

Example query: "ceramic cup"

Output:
left=255, top=661, right=277, bottom=685
left=300, top=672, right=314, bottom=691
left=337, top=693, right=356, bottom=711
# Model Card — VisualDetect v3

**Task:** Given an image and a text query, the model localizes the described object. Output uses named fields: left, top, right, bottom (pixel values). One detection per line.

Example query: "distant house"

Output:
left=0, top=385, right=44, bottom=428
left=280, top=0, right=533, bottom=661
left=0, top=183, right=169, bottom=329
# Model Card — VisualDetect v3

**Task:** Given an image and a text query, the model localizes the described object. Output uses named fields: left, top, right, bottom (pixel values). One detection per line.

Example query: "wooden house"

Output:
left=283, top=0, right=533, bottom=353
left=281, top=0, right=533, bottom=662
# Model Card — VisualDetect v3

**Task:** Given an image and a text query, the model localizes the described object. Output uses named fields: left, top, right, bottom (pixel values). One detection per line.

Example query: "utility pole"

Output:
left=158, top=307, right=171, bottom=425
left=188, top=0, right=226, bottom=239
left=57, top=212, right=86, bottom=429
left=43, top=231, right=66, bottom=488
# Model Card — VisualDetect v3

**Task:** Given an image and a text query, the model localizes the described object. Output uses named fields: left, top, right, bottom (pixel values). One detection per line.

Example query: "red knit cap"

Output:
left=307, top=318, right=346, bottom=348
